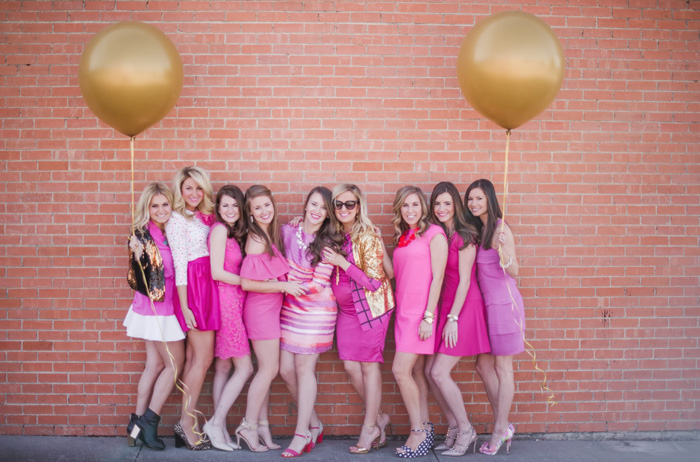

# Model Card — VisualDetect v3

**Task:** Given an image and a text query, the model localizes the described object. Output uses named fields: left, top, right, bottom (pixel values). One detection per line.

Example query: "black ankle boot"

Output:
left=134, top=408, right=165, bottom=450
left=127, top=413, right=139, bottom=446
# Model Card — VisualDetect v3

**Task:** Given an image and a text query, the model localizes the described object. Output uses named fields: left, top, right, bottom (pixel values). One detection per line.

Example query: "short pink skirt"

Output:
left=175, top=256, right=221, bottom=332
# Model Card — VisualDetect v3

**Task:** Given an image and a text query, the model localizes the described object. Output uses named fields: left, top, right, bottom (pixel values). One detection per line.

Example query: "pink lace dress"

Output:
left=210, top=223, right=249, bottom=359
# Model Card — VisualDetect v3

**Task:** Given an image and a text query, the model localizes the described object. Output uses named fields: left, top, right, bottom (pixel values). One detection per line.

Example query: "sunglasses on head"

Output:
left=334, top=200, right=358, bottom=211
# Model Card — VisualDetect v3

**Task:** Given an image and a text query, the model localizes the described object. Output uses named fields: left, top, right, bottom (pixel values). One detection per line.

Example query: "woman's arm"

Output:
left=241, top=235, right=307, bottom=297
left=441, top=244, right=476, bottom=349
left=322, top=242, right=383, bottom=292
left=165, top=214, right=196, bottom=329
left=209, top=225, right=242, bottom=286
left=497, top=224, right=519, bottom=278
left=419, top=233, right=448, bottom=340
left=300, top=261, right=334, bottom=295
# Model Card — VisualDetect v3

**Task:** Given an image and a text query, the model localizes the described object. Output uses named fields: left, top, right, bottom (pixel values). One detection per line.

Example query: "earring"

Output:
left=250, top=216, right=254, bottom=223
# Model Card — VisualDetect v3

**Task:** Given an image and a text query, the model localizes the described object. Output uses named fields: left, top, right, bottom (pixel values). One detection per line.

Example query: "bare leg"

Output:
left=475, top=354, right=499, bottom=420
left=354, top=361, right=382, bottom=449
left=283, top=353, right=320, bottom=455
left=430, top=353, right=472, bottom=437
left=179, top=329, right=215, bottom=445
left=240, top=339, right=279, bottom=451
left=425, top=354, right=458, bottom=430
left=135, top=341, right=165, bottom=415
left=392, top=352, right=427, bottom=454
left=212, top=357, right=233, bottom=409
left=207, top=355, right=254, bottom=446
left=490, top=355, right=514, bottom=447
left=411, top=354, right=431, bottom=424
left=147, top=339, right=185, bottom=414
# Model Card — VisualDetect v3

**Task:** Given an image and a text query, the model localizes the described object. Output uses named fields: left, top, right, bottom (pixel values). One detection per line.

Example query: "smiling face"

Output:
left=401, top=193, right=423, bottom=227
left=181, top=177, right=204, bottom=212
left=466, top=187, right=488, bottom=221
left=334, top=190, right=359, bottom=230
left=432, top=192, right=455, bottom=228
left=149, top=193, right=172, bottom=228
left=218, top=194, right=240, bottom=226
left=249, top=195, right=274, bottom=226
left=304, top=191, right=328, bottom=229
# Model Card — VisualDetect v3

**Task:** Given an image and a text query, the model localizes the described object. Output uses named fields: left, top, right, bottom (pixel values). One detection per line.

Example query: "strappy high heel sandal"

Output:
left=395, top=428, right=431, bottom=458
left=442, top=426, right=477, bottom=456
left=258, top=420, right=281, bottom=450
left=281, top=433, right=312, bottom=458
left=372, top=412, right=391, bottom=449
left=433, top=426, right=458, bottom=451
left=235, top=418, right=269, bottom=453
left=349, top=424, right=380, bottom=454
left=479, top=425, right=514, bottom=456
left=309, top=421, right=324, bottom=448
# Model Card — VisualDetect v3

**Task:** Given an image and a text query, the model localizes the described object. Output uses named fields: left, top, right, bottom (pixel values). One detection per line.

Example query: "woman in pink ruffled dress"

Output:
left=235, top=185, right=307, bottom=453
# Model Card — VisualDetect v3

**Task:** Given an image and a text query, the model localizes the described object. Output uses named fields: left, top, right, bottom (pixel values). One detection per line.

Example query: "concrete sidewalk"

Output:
left=2, top=435, right=699, bottom=462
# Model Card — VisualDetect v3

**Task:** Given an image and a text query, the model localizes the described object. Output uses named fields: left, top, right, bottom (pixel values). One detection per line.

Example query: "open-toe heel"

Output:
left=281, top=433, right=312, bottom=458
left=395, top=428, right=431, bottom=458
left=235, top=418, right=269, bottom=453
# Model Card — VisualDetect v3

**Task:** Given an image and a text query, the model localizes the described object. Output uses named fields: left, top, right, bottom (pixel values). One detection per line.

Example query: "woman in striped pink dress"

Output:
left=278, top=186, right=344, bottom=457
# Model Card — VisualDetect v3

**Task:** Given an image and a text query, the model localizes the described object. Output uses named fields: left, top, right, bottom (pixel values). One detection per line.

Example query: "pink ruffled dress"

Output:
left=240, top=244, right=290, bottom=341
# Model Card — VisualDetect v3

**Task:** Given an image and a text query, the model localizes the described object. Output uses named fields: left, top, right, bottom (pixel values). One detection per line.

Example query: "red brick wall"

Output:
left=1, top=0, right=699, bottom=437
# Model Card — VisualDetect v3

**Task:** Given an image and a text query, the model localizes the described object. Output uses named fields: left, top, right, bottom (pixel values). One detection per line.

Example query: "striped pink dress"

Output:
left=280, top=224, right=337, bottom=354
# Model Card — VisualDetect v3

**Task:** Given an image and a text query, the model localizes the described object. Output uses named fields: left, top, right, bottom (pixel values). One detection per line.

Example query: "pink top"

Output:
left=166, top=210, right=215, bottom=286
left=240, top=244, right=290, bottom=281
left=208, top=222, right=244, bottom=281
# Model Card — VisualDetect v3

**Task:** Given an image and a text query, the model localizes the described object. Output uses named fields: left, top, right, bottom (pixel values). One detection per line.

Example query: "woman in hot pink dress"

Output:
left=466, top=179, right=525, bottom=456
left=391, top=186, right=448, bottom=458
left=166, top=166, right=218, bottom=450
left=123, top=182, right=185, bottom=450
left=323, top=184, right=395, bottom=454
left=236, top=185, right=307, bottom=453
left=278, top=186, right=344, bottom=457
left=202, top=185, right=253, bottom=452
left=424, top=181, right=490, bottom=456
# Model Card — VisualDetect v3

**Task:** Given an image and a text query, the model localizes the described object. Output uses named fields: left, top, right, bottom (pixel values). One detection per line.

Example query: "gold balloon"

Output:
left=79, top=22, right=183, bottom=137
left=456, top=11, right=565, bottom=130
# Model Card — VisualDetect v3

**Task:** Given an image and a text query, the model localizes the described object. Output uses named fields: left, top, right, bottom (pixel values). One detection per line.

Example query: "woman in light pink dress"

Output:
left=235, top=185, right=307, bottom=453
left=424, top=181, right=490, bottom=456
left=466, top=179, right=526, bottom=456
left=391, top=186, right=448, bottom=458
left=202, top=185, right=253, bottom=452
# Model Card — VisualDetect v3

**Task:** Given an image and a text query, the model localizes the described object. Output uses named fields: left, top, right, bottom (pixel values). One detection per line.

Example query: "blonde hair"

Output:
left=331, top=184, right=377, bottom=241
left=172, top=166, right=215, bottom=217
left=133, top=182, right=174, bottom=234
left=392, top=186, right=431, bottom=243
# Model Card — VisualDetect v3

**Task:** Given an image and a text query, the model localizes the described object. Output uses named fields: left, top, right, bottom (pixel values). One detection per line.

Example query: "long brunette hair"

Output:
left=430, top=181, right=478, bottom=249
left=215, top=185, right=247, bottom=251
left=244, top=185, right=285, bottom=257
left=304, top=186, right=344, bottom=267
left=464, top=179, right=502, bottom=250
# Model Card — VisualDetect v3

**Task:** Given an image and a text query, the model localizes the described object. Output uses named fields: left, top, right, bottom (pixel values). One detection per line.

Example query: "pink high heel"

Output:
left=281, top=433, right=312, bottom=458
left=479, top=425, right=514, bottom=456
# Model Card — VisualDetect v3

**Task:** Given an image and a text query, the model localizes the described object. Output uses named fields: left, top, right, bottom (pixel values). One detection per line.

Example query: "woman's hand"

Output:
left=182, top=307, right=197, bottom=330
left=283, top=281, right=308, bottom=297
left=419, top=319, right=434, bottom=341
left=442, top=321, right=458, bottom=348
left=289, top=216, right=303, bottom=227
left=129, top=235, right=144, bottom=260
left=322, top=247, right=348, bottom=268
left=497, top=231, right=507, bottom=247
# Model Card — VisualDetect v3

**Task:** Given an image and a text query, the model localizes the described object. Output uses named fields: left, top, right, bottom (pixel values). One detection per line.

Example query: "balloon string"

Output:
left=128, top=136, right=206, bottom=443
left=497, top=129, right=557, bottom=408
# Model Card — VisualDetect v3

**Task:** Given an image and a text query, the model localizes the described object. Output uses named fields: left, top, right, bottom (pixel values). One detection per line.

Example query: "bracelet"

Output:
left=500, top=256, right=514, bottom=269
left=422, top=311, right=435, bottom=319
left=447, top=314, right=459, bottom=322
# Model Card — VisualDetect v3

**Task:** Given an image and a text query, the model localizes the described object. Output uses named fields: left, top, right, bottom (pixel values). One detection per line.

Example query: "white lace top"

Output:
left=166, top=211, right=212, bottom=286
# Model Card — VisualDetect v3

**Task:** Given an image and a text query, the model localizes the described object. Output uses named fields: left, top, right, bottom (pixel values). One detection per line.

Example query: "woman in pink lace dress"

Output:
left=202, top=185, right=253, bottom=451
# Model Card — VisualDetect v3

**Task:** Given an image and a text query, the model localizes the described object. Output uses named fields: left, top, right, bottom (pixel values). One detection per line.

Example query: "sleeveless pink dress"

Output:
left=475, top=220, right=525, bottom=356
left=435, top=234, right=490, bottom=356
left=393, top=224, right=446, bottom=355
left=240, top=244, right=290, bottom=341
left=210, top=223, right=249, bottom=359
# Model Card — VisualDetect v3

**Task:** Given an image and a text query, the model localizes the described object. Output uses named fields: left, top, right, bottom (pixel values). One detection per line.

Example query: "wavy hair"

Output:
left=304, top=186, right=345, bottom=266
left=215, top=185, right=247, bottom=252
left=391, top=186, right=431, bottom=243
left=133, top=182, right=173, bottom=234
left=429, top=181, right=478, bottom=250
left=172, top=166, right=215, bottom=217
left=244, top=185, right=284, bottom=257
left=331, top=183, right=377, bottom=242
left=464, top=178, right=502, bottom=250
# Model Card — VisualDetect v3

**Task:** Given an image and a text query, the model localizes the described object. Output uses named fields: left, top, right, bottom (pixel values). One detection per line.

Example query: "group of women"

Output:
left=123, top=165, right=526, bottom=458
